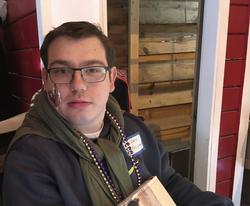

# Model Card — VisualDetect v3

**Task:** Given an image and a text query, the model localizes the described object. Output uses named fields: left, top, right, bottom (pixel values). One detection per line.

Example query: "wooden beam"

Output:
left=108, top=25, right=128, bottom=34
left=108, top=0, right=128, bottom=8
left=128, top=0, right=139, bottom=115
left=108, top=5, right=128, bottom=25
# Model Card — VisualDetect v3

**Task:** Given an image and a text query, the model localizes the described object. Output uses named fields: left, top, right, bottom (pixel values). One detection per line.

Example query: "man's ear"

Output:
left=109, top=66, right=117, bottom=93
left=41, top=69, right=50, bottom=90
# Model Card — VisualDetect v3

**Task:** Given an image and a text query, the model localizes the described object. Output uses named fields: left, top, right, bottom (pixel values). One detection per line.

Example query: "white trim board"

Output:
left=35, top=0, right=108, bottom=48
left=194, top=0, right=230, bottom=191
left=232, top=24, right=250, bottom=206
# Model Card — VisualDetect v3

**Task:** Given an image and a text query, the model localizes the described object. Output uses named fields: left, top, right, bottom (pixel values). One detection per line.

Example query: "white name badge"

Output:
left=127, top=133, right=144, bottom=156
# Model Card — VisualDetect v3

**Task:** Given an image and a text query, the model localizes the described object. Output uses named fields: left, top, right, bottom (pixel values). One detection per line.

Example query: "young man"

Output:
left=2, top=22, right=233, bottom=206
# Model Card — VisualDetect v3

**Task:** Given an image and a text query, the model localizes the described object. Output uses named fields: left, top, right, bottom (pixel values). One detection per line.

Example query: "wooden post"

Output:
left=128, top=0, right=139, bottom=115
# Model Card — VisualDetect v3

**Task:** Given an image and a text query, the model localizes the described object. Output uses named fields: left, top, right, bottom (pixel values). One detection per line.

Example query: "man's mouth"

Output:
left=67, top=101, right=92, bottom=109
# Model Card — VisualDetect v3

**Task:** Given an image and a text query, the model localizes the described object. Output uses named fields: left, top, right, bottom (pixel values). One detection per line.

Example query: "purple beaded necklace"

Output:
left=76, top=110, right=142, bottom=203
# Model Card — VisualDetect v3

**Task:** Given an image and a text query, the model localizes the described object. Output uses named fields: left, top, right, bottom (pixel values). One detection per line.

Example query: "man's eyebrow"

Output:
left=49, top=60, right=70, bottom=68
left=49, top=59, right=107, bottom=68
left=82, top=60, right=107, bottom=66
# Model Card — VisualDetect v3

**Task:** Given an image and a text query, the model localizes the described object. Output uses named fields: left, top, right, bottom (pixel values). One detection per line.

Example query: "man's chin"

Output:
left=67, top=116, right=94, bottom=126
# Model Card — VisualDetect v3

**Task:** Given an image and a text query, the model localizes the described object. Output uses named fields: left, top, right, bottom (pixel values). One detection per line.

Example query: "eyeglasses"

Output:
left=46, top=66, right=111, bottom=84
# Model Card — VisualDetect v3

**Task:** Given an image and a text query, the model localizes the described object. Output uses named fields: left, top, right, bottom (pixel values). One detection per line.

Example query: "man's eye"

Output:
left=85, top=68, right=102, bottom=73
left=53, top=68, right=70, bottom=74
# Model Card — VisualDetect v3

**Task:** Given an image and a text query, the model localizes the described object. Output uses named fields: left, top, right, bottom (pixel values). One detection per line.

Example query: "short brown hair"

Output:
left=40, top=21, right=115, bottom=69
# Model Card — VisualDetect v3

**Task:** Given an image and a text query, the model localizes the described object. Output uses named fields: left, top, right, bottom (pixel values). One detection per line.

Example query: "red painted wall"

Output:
left=216, top=0, right=250, bottom=197
left=3, top=0, right=41, bottom=113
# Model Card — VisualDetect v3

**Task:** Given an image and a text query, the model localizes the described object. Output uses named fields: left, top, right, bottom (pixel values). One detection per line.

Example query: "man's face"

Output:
left=42, top=36, right=117, bottom=133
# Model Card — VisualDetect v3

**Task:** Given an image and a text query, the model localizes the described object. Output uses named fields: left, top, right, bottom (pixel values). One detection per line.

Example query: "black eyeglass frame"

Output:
left=46, top=66, right=111, bottom=84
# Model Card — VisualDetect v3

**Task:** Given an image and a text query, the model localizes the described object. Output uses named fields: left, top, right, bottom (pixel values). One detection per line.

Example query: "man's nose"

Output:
left=70, top=71, right=87, bottom=91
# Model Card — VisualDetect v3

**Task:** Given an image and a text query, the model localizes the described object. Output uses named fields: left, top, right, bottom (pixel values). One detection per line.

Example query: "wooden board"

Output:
left=115, top=56, right=128, bottom=67
left=220, top=111, right=240, bottom=136
left=140, top=24, right=197, bottom=38
left=145, top=115, right=191, bottom=131
left=138, top=89, right=193, bottom=109
left=154, top=126, right=191, bottom=142
left=113, top=44, right=128, bottom=57
left=118, top=176, right=176, bottom=206
left=108, top=25, right=128, bottom=34
left=108, top=0, right=129, bottom=68
left=138, top=81, right=193, bottom=109
left=139, top=52, right=196, bottom=63
left=228, top=5, right=249, bottom=34
left=139, top=80, right=193, bottom=95
left=226, top=34, right=247, bottom=60
left=139, top=35, right=197, bottom=55
left=218, top=135, right=237, bottom=159
left=139, top=103, right=192, bottom=120
left=108, top=33, right=128, bottom=44
left=216, top=180, right=233, bottom=197
left=217, top=157, right=235, bottom=182
left=224, top=60, right=245, bottom=87
left=128, top=0, right=140, bottom=114
left=139, top=60, right=195, bottom=83
left=108, top=6, right=128, bottom=25
left=222, top=87, right=241, bottom=111
left=161, top=138, right=191, bottom=152
left=107, top=0, right=128, bottom=9
left=156, top=126, right=191, bottom=141
left=140, top=104, right=192, bottom=141
left=140, top=1, right=199, bottom=24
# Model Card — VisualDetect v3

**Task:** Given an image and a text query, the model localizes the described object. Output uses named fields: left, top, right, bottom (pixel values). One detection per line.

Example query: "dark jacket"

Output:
left=3, top=112, right=233, bottom=206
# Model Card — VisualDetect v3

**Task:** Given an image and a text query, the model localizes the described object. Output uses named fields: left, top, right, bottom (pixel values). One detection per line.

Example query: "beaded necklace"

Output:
left=77, top=110, right=142, bottom=203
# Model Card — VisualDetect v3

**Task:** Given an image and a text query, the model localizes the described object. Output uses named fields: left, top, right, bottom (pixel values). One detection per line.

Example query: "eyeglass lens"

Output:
left=49, top=67, right=108, bottom=83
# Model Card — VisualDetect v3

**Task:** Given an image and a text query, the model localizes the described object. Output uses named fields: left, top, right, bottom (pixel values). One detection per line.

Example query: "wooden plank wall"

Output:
left=108, top=0, right=199, bottom=150
left=107, top=0, right=129, bottom=68
left=139, top=0, right=198, bottom=150
left=4, top=0, right=41, bottom=113
left=216, top=0, right=250, bottom=198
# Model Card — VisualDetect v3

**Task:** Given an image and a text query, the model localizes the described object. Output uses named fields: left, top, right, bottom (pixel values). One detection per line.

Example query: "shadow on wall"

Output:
left=0, top=25, right=15, bottom=121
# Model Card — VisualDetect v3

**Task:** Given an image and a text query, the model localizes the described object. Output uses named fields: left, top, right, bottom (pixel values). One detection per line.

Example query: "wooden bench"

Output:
left=0, top=113, right=26, bottom=172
